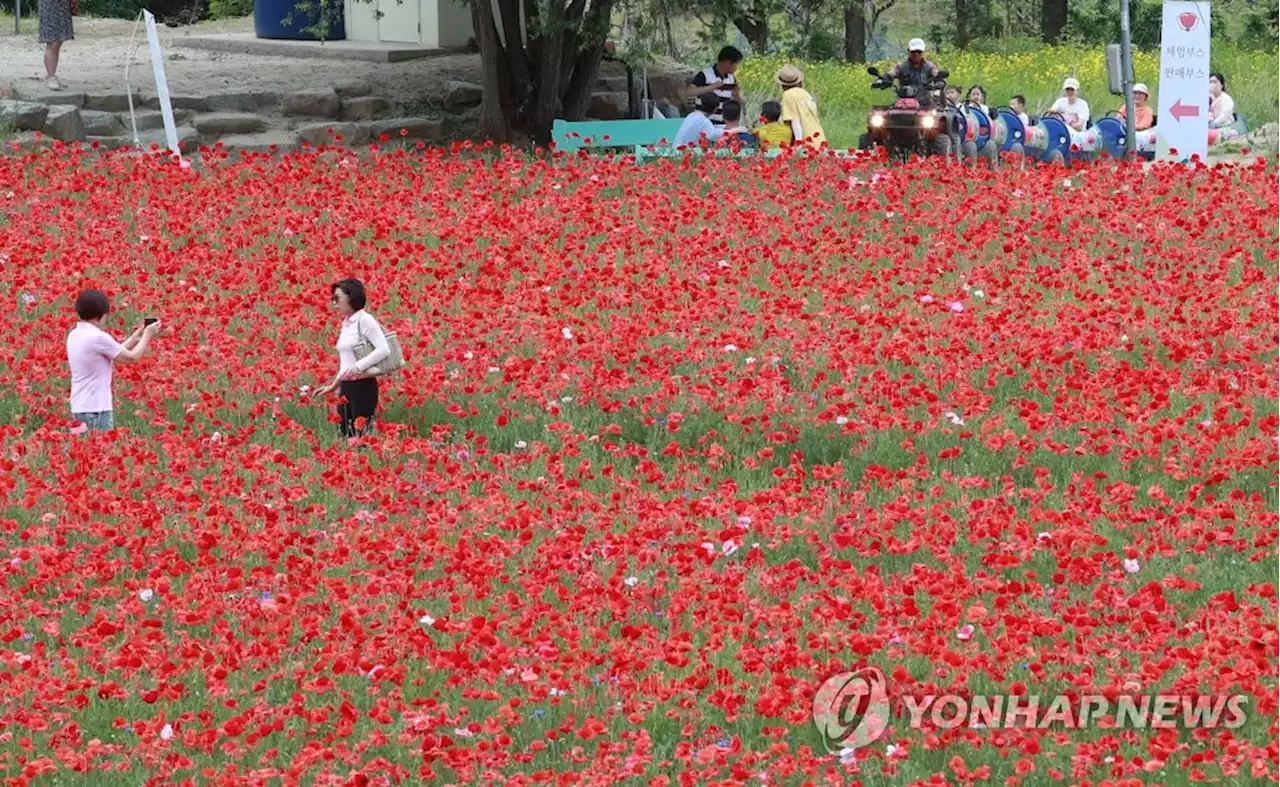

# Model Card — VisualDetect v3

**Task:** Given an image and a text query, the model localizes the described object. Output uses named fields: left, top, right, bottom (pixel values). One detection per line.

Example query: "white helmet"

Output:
left=908, top=38, right=926, bottom=53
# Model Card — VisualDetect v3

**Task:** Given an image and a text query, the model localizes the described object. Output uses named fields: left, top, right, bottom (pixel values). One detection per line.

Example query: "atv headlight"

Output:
left=870, top=113, right=886, bottom=128
left=919, top=113, right=937, bottom=130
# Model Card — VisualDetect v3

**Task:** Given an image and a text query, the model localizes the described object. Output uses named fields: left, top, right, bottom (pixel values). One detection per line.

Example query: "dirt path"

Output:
left=0, top=16, right=481, bottom=103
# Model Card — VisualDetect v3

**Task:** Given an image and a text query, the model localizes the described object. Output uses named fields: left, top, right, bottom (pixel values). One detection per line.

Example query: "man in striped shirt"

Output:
left=687, top=46, right=744, bottom=126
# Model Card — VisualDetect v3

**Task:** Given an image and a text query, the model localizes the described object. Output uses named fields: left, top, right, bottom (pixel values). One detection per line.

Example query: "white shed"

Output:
left=342, top=0, right=473, bottom=49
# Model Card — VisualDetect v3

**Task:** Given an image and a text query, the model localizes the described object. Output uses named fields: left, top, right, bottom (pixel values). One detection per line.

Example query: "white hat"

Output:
left=1062, top=77, right=1080, bottom=91
left=908, top=38, right=926, bottom=52
left=1133, top=82, right=1149, bottom=95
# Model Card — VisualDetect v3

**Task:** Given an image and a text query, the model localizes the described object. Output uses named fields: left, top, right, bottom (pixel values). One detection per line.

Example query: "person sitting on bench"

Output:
left=674, top=95, right=724, bottom=147
left=754, top=101, right=793, bottom=148
left=1116, top=83, right=1155, bottom=131
left=1208, top=73, right=1235, bottom=129
left=718, top=100, right=757, bottom=148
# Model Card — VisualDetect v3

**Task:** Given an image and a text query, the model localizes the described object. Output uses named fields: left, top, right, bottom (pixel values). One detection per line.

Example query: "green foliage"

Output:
left=805, top=28, right=845, bottom=61
left=207, top=0, right=253, bottom=19
left=775, top=25, right=845, bottom=61
left=1068, top=0, right=1249, bottom=47
left=1240, top=0, right=1279, bottom=48
left=965, top=35, right=1045, bottom=55
left=79, top=0, right=205, bottom=21
left=285, top=0, right=346, bottom=40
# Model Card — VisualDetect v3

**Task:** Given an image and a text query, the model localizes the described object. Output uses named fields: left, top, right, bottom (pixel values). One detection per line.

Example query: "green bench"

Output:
left=550, top=118, right=685, bottom=153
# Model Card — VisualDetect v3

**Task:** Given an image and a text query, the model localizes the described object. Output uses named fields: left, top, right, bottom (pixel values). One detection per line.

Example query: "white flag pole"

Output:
left=143, top=9, right=181, bottom=161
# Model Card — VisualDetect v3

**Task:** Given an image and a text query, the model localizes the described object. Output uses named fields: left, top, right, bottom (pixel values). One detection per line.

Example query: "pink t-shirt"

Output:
left=67, top=322, right=123, bottom=413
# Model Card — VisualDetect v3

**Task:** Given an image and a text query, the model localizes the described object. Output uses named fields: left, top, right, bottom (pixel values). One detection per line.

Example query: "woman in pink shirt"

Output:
left=66, top=289, right=160, bottom=431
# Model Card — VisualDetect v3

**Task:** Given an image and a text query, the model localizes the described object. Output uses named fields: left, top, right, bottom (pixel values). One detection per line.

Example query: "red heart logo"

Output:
left=1179, top=12, right=1198, bottom=31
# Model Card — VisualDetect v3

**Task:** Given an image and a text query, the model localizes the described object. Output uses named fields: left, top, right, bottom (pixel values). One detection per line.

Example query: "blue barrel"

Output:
left=993, top=109, right=1025, bottom=153
left=1035, top=116, right=1071, bottom=162
left=951, top=109, right=967, bottom=149
left=1094, top=117, right=1126, bottom=159
left=964, top=107, right=992, bottom=150
left=255, top=0, right=346, bottom=40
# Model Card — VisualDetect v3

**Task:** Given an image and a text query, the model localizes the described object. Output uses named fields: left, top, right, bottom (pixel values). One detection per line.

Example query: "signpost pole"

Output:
left=1119, top=0, right=1138, bottom=155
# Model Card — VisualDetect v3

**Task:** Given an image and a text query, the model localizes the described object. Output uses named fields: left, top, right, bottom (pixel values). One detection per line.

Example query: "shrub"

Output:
left=208, top=0, right=253, bottom=19
left=79, top=0, right=207, bottom=22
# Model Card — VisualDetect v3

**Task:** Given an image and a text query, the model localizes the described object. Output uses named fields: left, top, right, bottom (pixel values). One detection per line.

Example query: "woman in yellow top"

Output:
left=776, top=64, right=826, bottom=149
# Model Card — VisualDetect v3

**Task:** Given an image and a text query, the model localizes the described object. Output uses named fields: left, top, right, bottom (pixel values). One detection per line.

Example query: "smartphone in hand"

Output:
left=144, top=317, right=159, bottom=326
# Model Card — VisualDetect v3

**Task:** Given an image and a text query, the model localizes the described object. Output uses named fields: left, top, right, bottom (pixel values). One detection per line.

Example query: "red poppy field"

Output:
left=0, top=146, right=1276, bottom=785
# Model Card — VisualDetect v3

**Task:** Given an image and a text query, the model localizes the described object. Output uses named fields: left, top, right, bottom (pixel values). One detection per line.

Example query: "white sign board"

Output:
left=143, top=10, right=181, bottom=160
left=1155, top=1, right=1210, bottom=161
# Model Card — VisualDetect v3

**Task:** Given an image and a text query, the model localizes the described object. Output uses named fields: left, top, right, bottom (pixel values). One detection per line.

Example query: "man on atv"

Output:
left=864, top=37, right=953, bottom=158
left=882, top=39, right=943, bottom=107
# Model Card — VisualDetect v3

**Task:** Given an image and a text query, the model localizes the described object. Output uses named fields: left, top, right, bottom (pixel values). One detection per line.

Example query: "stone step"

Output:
left=370, top=117, right=444, bottom=141
left=297, top=122, right=370, bottom=146
left=2, top=89, right=445, bottom=152
left=81, top=109, right=124, bottom=137
left=0, top=99, right=49, bottom=132
left=120, top=108, right=194, bottom=131
left=214, top=131, right=301, bottom=155
left=334, top=80, right=372, bottom=98
left=44, top=105, right=86, bottom=142
left=142, top=94, right=212, bottom=112
left=193, top=112, right=268, bottom=136
left=342, top=95, right=394, bottom=121
left=84, top=91, right=144, bottom=112
left=22, top=90, right=86, bottom=107
left=88, top=125, right=200, bottom=154
left=283, top=89, right=341, bottom=119
left=205, top=91, right=280, bottom=112
left=442, top=80, right=481, bottom=109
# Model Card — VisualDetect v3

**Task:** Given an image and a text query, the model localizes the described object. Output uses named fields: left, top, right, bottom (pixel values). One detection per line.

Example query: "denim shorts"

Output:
left=73, top=411, right=114, bottom=431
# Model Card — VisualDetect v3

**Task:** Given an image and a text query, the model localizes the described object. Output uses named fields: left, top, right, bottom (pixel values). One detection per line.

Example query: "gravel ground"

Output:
left=0, top=16, right=481, bottom=103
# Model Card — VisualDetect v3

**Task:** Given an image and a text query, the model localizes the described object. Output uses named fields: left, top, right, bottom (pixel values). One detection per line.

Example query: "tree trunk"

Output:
left=561, top=0, right=613, bottom=120
left=954, top=0, right=971, bottom=48
left=529, top=0, right=567, bottom=136
left=473, top=0, right=512, bottom=142
left=1041, top=0, right=1068, bottom=43
left=844, top=2, right=867, bottom=61
left=470, top=0, right=615, bottom=144
left=733, top=13, right=769, bottom=53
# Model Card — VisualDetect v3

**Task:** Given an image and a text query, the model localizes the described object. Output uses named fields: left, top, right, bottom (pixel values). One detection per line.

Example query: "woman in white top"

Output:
left=1049, top=78, right=1090, bottom=131
left=317, top=278, right=390, bottom=437
left=1208, top=72, right=1235, bottom=129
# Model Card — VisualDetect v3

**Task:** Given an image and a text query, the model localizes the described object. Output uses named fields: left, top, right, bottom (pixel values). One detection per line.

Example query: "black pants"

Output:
left=337, top=378, right=378, bottom=437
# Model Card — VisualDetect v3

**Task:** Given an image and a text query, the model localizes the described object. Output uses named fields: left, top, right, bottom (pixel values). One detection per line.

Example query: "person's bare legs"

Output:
left=44, top=41, right=62, bottom=89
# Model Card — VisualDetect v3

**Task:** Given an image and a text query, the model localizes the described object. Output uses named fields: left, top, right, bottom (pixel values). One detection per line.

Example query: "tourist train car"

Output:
left=982, top=110, right=1248, bottom=164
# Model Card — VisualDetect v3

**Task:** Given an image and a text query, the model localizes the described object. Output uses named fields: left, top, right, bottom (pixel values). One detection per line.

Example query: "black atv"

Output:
left=858, top=66, right=954, bottom=160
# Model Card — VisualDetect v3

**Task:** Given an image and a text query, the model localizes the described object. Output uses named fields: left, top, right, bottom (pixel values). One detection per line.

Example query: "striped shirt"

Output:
left=690, top=65, right=737, bottom=125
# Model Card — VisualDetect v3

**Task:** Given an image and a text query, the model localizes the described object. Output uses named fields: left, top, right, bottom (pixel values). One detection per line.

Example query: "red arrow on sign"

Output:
left=1169, top=99, right=1201, bottom=122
